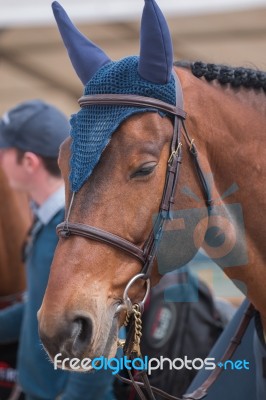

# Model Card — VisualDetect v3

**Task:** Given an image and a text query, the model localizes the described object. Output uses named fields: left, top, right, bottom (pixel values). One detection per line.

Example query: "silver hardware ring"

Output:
left=122, top=273, right=150, bottom=312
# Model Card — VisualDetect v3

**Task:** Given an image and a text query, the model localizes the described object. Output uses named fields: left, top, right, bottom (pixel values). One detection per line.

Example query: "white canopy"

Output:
left=1, top=0, right=266, bottom=27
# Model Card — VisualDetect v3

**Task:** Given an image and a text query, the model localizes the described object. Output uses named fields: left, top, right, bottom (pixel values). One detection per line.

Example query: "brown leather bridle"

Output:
left=56, top=73, right=255, bottom=400
left=57, top=73, right=186, bottom=280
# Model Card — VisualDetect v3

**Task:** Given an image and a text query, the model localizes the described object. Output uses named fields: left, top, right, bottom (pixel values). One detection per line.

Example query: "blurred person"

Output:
left=0, top=99, right=117, bottom=400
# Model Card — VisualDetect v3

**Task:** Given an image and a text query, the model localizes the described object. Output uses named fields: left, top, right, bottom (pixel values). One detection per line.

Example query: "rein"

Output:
left=116, top=301, right=255, bottom=400
left=56, top=72, right=255, bottom=399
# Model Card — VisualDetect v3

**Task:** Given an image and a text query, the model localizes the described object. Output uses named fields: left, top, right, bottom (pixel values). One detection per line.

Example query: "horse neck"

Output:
left=174, top=68, right=266, bottom=283
left=223, top=83, right=266, bottom=117
left=177, top=68, right=266, bottom=200
left=208, top=85, right=264, bottom=195
left=0, top=171, right=31, bottom=297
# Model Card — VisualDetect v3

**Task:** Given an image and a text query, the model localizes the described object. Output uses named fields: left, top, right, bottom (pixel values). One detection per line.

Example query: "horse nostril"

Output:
left=39, top=314, right=94, bottom=359
left=72, top=315, right=93, bottom=355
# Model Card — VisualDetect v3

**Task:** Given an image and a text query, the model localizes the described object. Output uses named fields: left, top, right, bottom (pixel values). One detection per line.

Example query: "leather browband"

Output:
left=78, top=94, right=187, bottom=119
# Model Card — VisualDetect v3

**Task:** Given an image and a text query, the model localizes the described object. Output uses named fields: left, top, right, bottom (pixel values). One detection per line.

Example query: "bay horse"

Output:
left=38, top=0, right=266, bottom=393
left=0, top=166, right=31, bottom=399
left=0, top=167, right=31, bottom=300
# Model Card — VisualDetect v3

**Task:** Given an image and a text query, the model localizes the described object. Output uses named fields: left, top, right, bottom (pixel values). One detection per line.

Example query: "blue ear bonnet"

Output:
left=52, top=0, right=177, bottom=192
left=70, top=56, right=176, bottom=192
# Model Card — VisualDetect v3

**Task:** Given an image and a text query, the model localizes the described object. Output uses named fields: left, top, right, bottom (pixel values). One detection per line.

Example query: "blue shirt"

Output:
left=0, top=186, right=117, bottom=400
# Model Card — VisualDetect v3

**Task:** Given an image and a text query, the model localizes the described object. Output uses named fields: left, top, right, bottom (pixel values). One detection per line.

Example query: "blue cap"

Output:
left=0, top=99, right=70, bottom=157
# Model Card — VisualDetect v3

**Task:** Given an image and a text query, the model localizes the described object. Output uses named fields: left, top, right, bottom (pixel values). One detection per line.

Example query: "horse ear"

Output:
left=52, top=1, right=111, bottom=85
left=138, top=0, right=173, bottom=84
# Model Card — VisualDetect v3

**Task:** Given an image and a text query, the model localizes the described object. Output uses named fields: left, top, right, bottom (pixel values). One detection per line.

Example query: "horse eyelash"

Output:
left=130, top=164, right=157, bottom=179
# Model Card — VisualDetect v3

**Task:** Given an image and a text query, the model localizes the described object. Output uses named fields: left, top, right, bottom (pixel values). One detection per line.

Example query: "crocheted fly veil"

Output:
left=52, top=0, right=176, bottom=192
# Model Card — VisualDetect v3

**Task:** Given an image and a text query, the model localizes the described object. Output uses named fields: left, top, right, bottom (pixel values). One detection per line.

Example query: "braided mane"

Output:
left=174, top=61, right=266, bottom=92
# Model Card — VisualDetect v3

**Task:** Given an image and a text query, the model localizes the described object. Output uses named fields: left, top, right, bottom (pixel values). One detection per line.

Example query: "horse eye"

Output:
left=131, top=162, right=157, bottom=178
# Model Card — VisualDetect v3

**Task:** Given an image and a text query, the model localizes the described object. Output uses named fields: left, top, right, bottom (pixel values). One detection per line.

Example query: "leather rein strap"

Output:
left=182, top=302, right=255, bottom=400
left=115, top=301, right=255, bottom=400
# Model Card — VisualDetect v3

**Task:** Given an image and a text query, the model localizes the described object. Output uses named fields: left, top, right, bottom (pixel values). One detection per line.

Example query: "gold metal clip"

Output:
left=189, top=138, right=195, bottom=151
left=168, top=142, right=182, bottom=164
left=117, top=339, right=126, bottom=348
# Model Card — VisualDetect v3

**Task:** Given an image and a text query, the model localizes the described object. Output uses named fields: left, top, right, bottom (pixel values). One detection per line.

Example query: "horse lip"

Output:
left=99, top=313, right=120, bottom=359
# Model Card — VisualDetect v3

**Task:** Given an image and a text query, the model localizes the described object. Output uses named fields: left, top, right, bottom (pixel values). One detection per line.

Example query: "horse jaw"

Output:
left=38, top=113, right=177, bottom=362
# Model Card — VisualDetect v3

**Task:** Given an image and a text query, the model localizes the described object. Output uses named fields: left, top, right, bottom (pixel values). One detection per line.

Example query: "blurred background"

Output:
left=1, top=0, right=266, bottom=116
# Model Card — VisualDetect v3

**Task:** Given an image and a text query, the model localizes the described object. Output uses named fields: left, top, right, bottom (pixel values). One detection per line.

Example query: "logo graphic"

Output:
left=153, top=180, right=248, bottom=302
left=54, top=354, right=250, bottom=375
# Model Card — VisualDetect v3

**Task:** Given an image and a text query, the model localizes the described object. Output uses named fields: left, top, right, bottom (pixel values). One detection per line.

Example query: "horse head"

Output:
left=38, top=0, right=218, bottom=366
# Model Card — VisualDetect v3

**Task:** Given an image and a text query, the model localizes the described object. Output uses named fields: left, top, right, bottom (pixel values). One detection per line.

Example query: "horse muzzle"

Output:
left=38, top=310, right=94, bottom=361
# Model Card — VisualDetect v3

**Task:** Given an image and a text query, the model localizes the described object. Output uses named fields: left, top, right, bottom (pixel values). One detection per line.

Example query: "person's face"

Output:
left=0, top=148, right=28, bottom=191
